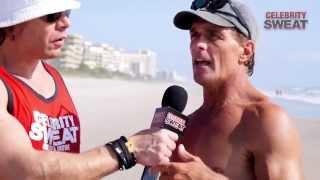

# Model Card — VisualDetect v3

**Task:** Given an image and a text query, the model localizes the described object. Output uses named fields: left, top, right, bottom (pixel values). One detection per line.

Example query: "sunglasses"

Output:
left=191, top=0, right=251, bottom=39
left=42, top=10, right=71, bottom=23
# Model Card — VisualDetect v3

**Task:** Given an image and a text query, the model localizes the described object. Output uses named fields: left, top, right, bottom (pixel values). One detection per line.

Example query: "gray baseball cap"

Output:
left=174, top=0, right=258, bottom=42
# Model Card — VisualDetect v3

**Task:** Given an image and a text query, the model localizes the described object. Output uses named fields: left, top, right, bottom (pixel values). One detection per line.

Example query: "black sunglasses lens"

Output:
left=191, top=0, right=208, bottom=10
left=191, top=0, right=228, bottom=11
left=46, top=10, right=71, bottom=23
left=46, top=13, right=58, bottom=23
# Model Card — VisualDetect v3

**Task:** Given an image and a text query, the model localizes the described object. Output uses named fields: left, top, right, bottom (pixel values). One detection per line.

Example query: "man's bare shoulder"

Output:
left=242, top=97, right=303, bottom=179
left=244, top=99, right=288, bottom=123
left=246, top=99, right=291, bottom=126
left=243, top=99, right=298, bottom=150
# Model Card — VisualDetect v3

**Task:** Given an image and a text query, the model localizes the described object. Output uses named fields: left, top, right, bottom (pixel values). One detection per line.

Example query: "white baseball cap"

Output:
left=0, top=0, right=81, bottom=28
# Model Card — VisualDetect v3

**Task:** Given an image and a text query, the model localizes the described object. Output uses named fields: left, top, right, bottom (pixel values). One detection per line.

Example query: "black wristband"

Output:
left=105, top=140, right=126, bottom=170
left=105, top=136, right=136, bottom=170
left=118, top=136, right=136, bottom=169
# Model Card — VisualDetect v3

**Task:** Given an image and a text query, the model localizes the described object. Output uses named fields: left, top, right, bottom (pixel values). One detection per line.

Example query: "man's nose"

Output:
left=56, top=15, right=71, bottom=30
left=192, top=36, right=208, bottom=51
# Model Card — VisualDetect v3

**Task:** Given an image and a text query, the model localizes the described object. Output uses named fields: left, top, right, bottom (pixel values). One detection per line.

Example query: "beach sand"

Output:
left=65, top=77, right=318, bottom=180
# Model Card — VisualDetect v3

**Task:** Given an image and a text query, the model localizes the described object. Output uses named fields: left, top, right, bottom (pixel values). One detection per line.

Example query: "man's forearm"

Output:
left=21, top=146, right=119, bottom=180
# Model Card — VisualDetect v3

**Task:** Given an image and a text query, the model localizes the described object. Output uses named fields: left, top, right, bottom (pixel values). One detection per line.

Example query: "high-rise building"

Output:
left=51, top=34, right=84, bottom=69
left=53, top=34, right=160, bottom=79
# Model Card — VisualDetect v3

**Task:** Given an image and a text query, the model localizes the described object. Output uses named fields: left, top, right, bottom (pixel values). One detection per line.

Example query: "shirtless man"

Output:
left=155, top=0, right=304, bottom=179
left=0, top=0, right=177, bottom=179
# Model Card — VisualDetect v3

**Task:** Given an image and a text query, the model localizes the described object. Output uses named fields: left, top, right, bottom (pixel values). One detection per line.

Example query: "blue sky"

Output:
left=69, top=0, right=319, bottom=89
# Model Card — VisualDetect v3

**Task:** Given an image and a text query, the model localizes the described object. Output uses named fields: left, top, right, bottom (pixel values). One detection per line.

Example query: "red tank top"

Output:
left=0, top=63, right=80, bottom=153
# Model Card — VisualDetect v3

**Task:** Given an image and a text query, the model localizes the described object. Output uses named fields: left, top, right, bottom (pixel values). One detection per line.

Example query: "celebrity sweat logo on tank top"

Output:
left=29, top=110, right=79, bottom=151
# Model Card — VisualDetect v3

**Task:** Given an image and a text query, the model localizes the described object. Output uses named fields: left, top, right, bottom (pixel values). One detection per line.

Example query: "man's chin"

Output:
left=194, top=75, right=212, bottom=85
left=44, top=50, right=61, bottom=59
left=194, top=74, right=219, bottom=87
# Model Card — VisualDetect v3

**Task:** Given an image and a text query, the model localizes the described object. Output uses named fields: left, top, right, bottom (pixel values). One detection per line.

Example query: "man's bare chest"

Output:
left=180, top=114, right=255, bottom=179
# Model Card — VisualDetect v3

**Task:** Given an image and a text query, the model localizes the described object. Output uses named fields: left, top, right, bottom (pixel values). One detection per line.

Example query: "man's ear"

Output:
left=239, top=40, right=255, bottom=65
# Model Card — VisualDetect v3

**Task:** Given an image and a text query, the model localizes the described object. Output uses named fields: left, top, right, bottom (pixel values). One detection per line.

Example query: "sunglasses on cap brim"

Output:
left=191, top=0, right=251, bottom=39
left=42, top=10, right=71, bottom=23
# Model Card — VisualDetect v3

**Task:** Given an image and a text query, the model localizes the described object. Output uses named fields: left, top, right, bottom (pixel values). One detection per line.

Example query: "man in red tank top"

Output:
left=0, top=63, right=81, bottom=153
left=0, top=0, right=178, bottom=179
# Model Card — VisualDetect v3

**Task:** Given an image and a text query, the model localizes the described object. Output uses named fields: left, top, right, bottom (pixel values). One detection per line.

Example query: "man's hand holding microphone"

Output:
left=128, top=128, right=178, bottom=166
left=106, top=85, right=186, bottom=172
left=107, top=85, right=191, bottom=179
left=138, top=85, right=190, bottom=180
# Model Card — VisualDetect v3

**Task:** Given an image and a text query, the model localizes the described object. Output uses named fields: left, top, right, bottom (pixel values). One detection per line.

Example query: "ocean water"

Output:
left=271, top=98, right=320, bottom=119
left=262, top=88, right=320, bottom=119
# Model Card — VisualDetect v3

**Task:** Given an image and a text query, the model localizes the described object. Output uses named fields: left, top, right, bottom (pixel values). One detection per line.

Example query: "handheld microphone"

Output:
left=141, top=85, right=189, bottom=180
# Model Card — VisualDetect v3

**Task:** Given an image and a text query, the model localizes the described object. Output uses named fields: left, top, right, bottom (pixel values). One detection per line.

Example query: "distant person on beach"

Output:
left=154, top=0, right=304, bottom=179
left=0, top=0, right=178, bottom=179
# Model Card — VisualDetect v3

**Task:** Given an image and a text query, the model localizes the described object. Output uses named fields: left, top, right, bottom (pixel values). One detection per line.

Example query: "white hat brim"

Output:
left=0, top=0, right=80, bottom=28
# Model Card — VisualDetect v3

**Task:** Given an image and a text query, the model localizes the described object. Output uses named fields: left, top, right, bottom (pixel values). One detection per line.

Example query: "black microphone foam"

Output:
left=161, top=85, right=188, bottom=112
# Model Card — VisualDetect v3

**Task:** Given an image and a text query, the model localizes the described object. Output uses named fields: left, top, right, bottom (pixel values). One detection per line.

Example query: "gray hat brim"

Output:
left=174, top=10, right=235, bottom=30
